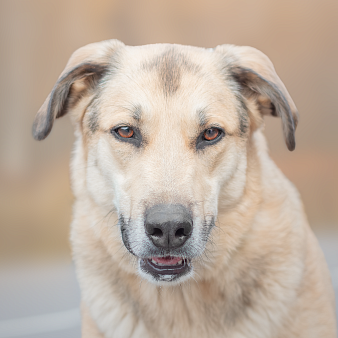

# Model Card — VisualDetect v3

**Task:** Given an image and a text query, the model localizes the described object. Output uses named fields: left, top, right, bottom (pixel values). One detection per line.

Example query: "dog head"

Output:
left=33, top=40, right=297, bottom=284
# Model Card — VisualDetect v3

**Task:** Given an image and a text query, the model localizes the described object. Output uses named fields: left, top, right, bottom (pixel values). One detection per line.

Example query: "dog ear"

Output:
left=32, top=39, right=124, bottom=140
left=215, top=45, right=298, bottom=151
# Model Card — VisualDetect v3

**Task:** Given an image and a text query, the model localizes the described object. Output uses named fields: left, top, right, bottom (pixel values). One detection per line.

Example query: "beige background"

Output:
left=0, top=0, right=337, bottom=261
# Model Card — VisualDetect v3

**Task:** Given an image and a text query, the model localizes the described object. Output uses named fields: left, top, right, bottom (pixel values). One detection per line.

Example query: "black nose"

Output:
left=145, top=204, right=193, bottom=249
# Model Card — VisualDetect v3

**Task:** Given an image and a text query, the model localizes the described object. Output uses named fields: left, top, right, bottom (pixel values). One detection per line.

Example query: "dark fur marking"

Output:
left=143, top=48, right=200, bottom=96
left=230, top=66, right=296, bottom=151
left=239, top=111, right=249, bottom=136
left=197, top=108, right=209, bottom=127
left=269, top=102, right=278, bottom=117
left=132, top=105, right=142, bottom=121
left=236, top=95, right=249, bottom=136
left=87, top=107, right=99, bottom=133
left=84, top=92, right=103, bottom=134
left=119, top=215, right=136, bottom=257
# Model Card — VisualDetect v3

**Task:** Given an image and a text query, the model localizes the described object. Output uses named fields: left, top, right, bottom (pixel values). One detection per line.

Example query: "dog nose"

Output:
left=145, top=204, right=193, bottom=249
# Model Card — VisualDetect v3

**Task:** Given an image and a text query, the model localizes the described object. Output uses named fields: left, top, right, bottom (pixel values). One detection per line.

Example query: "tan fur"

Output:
left=33, top=40, right=336, bottom=337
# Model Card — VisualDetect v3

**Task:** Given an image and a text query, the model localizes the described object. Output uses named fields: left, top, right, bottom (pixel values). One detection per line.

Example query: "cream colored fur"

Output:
left=34, top=40, right=336, bottom=337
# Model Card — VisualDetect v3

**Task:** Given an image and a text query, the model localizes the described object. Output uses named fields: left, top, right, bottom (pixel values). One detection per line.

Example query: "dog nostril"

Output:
left=175, top=222, right=192, bottom=238
left=152, top=228, right=163, bottom=238
left=175, top=227, right=186, bottom=238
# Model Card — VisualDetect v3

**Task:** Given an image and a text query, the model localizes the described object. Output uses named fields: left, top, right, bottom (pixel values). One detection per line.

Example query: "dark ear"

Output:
left=32, top=40, right=124, bottom=140
left=215, top=45, right=298, bottom=151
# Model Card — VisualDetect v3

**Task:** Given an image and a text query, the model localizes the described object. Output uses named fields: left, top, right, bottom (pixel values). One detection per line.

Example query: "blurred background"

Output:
left=0, top=0, right=337, bottom=337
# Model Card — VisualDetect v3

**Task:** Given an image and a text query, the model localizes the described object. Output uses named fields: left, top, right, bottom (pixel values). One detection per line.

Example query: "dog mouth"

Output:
left=139, top=256, right=192, bottom=282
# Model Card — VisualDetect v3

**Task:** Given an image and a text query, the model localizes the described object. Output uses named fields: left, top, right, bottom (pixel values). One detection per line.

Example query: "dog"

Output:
left=33, top=40, right=336, bottom=337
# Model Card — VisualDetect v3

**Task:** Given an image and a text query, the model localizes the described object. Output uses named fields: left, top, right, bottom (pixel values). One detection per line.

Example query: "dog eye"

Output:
left=203, top=128, right=220, bottom=141
left=111, top=125, right=142, bottom=147
left=196, top=127, right=224, bottom=150
left=115, top=126, right=134, bottom=138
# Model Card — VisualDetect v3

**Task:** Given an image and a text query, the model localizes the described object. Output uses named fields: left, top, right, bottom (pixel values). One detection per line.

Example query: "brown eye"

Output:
left=203, top=128, right=220, bottom=141
left=116, top=126, right=134, bottom=138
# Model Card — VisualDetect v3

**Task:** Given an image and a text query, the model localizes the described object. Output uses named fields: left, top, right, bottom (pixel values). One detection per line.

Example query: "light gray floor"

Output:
left=315, top=230, right=338, bottom=319
left=0, top=261, right=81, bottom=338
left=0, top=231, right=337, bottom=338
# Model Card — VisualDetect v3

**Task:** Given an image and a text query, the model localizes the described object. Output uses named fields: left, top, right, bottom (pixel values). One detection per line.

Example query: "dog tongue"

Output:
left=152, top=256, right=181, bottom=265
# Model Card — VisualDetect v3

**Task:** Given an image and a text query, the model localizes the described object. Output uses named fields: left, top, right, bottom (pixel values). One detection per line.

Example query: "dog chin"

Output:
left=137, top=257, right=194, bottom=286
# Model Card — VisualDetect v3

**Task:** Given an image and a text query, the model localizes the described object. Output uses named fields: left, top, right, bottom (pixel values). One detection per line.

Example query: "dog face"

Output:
left=33, top=40, right=297, bottom=284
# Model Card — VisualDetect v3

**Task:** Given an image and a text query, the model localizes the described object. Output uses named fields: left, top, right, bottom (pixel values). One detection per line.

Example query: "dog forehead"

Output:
left=97, top=44, right=239, bottom=127
left=139, top=45, right=202, bottom=96
left=104, top=43, right=224, bottom=95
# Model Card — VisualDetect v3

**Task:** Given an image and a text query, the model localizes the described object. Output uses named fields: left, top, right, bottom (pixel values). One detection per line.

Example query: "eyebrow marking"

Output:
left=131, top=105, right=142, bottom=121
left=197, top=108, right=209, bottom=127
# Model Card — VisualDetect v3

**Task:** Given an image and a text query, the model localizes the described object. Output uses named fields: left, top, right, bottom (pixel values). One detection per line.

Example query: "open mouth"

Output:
left=139, top=256, right=192, bottom=282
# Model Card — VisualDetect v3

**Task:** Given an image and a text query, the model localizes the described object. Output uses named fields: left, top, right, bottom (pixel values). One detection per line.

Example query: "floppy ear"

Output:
left=32, top=39, right=124, bottom=140
left=215, top=45, right=298, bottom=151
